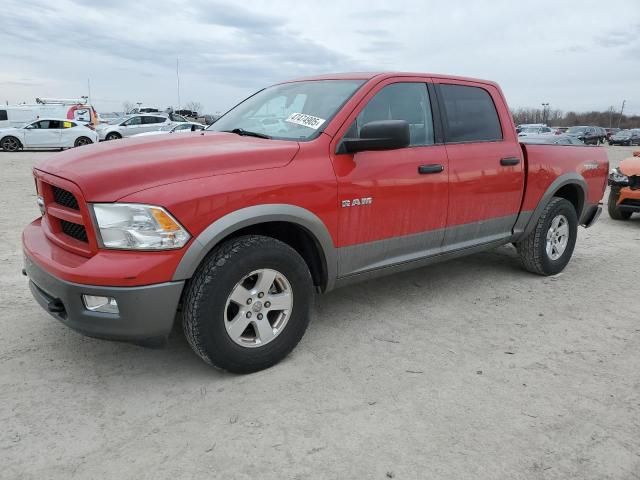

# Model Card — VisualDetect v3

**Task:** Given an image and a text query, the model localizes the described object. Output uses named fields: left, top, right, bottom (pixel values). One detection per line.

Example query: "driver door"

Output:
left=24, top=120, right=62, bottom=147
left=331, top=80, right=449, bottom=277
left=121, top=116, right=143, bottom=136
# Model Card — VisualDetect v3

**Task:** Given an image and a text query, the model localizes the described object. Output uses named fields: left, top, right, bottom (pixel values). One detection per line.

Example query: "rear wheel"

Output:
left=607, top=188, right=632, bottom=220
left=74, top=136, right=93, bottom=147
left=516, top=197, right=578, bottom=276
left=105, top=132, right=121, bottom=141
left=1, top=136, right=22, bottom=152
left=182, top=235, right=314, bottom=373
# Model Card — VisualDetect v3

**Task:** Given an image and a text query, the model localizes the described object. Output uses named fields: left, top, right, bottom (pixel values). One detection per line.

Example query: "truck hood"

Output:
left=35, top=132, right=300, bottom=201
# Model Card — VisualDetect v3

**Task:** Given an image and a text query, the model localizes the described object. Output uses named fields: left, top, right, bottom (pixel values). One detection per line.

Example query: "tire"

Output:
left=607, top=189, right=632, bottom=220
left=1, top=136, right=22, bottom=152
left=182, top=235, right=314, bottom=373
left=74, top=136, right=93, bottom=147
left=105, top=132, right=121, bottom=141
left=516, top=197, right=578, bottom=276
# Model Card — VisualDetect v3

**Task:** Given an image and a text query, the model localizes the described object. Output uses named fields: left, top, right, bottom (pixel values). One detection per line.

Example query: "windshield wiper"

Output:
left=222, top=128, right=271, bottom=139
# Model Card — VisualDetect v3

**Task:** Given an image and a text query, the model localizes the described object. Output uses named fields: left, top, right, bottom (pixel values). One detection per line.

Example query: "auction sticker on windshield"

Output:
left=285, top=113, right=325, bottom=130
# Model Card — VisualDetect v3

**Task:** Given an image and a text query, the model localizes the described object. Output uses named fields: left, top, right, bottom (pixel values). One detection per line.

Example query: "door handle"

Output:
left=500, top=157, right=520, bottom=166
left=418, top=164, right=444, bottom=174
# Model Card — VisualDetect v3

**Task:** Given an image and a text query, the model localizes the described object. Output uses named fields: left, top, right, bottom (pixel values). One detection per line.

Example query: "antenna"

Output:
left=87, top=78, right=92, bottom=105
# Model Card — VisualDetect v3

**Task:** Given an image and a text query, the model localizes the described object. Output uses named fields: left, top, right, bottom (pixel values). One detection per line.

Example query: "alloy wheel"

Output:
left=546, top=214, right=569, bottom=260
left=1, top=137, right=19, bottom=151
left=224, top=268, right=293, bottom=348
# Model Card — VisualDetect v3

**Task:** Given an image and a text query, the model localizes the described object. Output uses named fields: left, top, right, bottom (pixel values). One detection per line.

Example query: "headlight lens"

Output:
left=608, top=168, right=629, bottom=185
left=92, top=203, right=190, bottom=250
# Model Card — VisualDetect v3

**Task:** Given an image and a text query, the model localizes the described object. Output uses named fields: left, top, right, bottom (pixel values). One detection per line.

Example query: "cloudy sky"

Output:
left=1, top=0, right=639, bottom=115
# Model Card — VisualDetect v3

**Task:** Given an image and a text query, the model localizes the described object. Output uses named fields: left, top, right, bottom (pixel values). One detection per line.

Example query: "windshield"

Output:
left=567, top=126, right=586, bottom=134
left=208, top=80, right=365, bottom=140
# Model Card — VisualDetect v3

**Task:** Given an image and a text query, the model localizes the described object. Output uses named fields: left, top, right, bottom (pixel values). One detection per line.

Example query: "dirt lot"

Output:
left=1, top=146, right=639, bottom=479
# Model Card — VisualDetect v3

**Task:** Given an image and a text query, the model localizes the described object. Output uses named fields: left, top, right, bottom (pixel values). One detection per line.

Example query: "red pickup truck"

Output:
left=23, top=72, right=608, bottom=373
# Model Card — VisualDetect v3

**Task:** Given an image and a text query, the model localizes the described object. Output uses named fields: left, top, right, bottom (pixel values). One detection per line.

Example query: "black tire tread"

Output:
left=182, top=235, right=312, bottom=372
left=517, top=197, right=575, bottom=275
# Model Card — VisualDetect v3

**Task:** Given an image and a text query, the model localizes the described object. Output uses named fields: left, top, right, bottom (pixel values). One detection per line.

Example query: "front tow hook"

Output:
left=47, top=299, right=65, bottom=313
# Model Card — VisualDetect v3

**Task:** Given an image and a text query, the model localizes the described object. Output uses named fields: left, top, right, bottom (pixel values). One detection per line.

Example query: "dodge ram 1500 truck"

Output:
left=23, top=72, right=608, bottom=373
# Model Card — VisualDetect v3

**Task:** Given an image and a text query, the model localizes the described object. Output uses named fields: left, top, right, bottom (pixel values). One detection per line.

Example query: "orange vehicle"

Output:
left=608, top=151, right=640, bottom=220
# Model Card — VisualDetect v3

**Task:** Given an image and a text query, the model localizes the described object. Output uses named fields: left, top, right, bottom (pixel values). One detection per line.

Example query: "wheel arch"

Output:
left=172, top=204, right=337, bottom=292
left=514, top=173, right=587, bottom=241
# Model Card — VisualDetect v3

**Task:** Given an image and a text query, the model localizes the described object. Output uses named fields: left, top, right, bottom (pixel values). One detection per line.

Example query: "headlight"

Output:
left=608, top=168, right=629, bottom=186
left=92, top=203, right=190, bottom=250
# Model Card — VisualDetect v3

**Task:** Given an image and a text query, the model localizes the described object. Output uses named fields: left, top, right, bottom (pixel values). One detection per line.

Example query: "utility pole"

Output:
left=617, top=100, right=626, bottom=129
left=541, top=103, right=549, bottom=124
left=176, top=58, right=181, bottom=110
left=608, top=106, right=614, bottom=128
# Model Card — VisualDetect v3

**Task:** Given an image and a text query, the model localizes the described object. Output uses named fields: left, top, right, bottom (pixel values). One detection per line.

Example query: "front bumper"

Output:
left=24, top=253, right=184, bottom=344
left=617, top=186, right=640, bottom=213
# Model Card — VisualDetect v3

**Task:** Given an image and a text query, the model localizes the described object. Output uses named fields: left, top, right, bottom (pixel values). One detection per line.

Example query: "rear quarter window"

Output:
left=0, top=110, right=7, bottom=121
left=439, top=84, right=502, bottom=143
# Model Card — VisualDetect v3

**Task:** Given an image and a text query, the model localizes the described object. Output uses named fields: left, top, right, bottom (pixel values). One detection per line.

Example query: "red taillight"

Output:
left=86, top=123, right=95, bottom=130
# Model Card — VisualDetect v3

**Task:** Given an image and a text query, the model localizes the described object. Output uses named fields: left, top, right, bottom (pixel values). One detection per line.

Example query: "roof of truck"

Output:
left=280, top=72, right=498, bottom=87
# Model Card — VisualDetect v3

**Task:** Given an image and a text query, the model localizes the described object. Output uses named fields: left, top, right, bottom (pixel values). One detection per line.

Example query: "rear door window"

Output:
left=0, top=110, right=7, bottom=121
left=143, top=116, right=167, bottom=124
left=439, top=84, right=502, bottom=143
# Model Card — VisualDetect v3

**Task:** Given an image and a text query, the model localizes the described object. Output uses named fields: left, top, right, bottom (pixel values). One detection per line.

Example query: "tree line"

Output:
left=511, top=107, right=639, bottom=129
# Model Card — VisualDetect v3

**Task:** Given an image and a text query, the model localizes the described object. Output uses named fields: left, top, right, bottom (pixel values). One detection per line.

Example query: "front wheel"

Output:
left=182, top=235, right=313, bottom=373
left=1, top=136, right=22, bottom=152
left=607, top=189, right=632, bottom=220
left=516, top=197, right=578, bottom=276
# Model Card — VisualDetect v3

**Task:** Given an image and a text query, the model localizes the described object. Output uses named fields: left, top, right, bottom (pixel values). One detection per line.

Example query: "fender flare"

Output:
left=513, top=173, right=587, bottom=240
left=172, top=204, right=337, bottom=291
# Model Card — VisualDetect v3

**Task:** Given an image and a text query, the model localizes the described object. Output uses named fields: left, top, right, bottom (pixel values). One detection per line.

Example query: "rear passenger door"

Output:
left=141, top=116, right=167, bottom=133
left=434, top=80, right=524, bottom=249
left=332, top=80, right=449, bottom=276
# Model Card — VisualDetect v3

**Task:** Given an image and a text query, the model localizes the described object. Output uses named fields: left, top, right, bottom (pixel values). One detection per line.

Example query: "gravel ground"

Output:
left=1, top=146, right=639, bottom=480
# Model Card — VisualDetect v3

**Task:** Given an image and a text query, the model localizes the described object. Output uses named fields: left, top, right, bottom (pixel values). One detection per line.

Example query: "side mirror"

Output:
left=338, top=120, right=410, bottom=154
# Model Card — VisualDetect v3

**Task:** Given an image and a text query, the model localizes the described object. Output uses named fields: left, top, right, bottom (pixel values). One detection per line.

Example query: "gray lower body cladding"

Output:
left=337, top=214, right=521, bottom=277
left=24, top=254, right=184, bottom=343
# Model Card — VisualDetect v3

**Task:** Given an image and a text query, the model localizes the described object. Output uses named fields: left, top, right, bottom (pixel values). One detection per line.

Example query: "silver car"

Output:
left=97, top=114, right=177, bottom=141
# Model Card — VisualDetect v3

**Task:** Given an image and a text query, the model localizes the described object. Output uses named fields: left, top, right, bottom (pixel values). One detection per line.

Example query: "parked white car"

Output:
left=518, top=125, right=555, bottom=137
left=0, top=118, right=98, bottom=152
left=133, top=122, right=205, bottom=137
left=97, top=114, right=176, bottom=141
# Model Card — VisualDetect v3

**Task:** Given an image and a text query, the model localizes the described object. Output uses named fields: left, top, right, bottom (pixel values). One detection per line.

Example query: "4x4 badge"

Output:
left=342, top=197, right=373, bottom=208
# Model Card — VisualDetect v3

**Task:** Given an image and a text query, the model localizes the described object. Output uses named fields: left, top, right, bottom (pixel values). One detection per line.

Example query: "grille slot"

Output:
left=60, top=220, right=88, bottom=243
left=52, top=186, right=79, bottom=210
